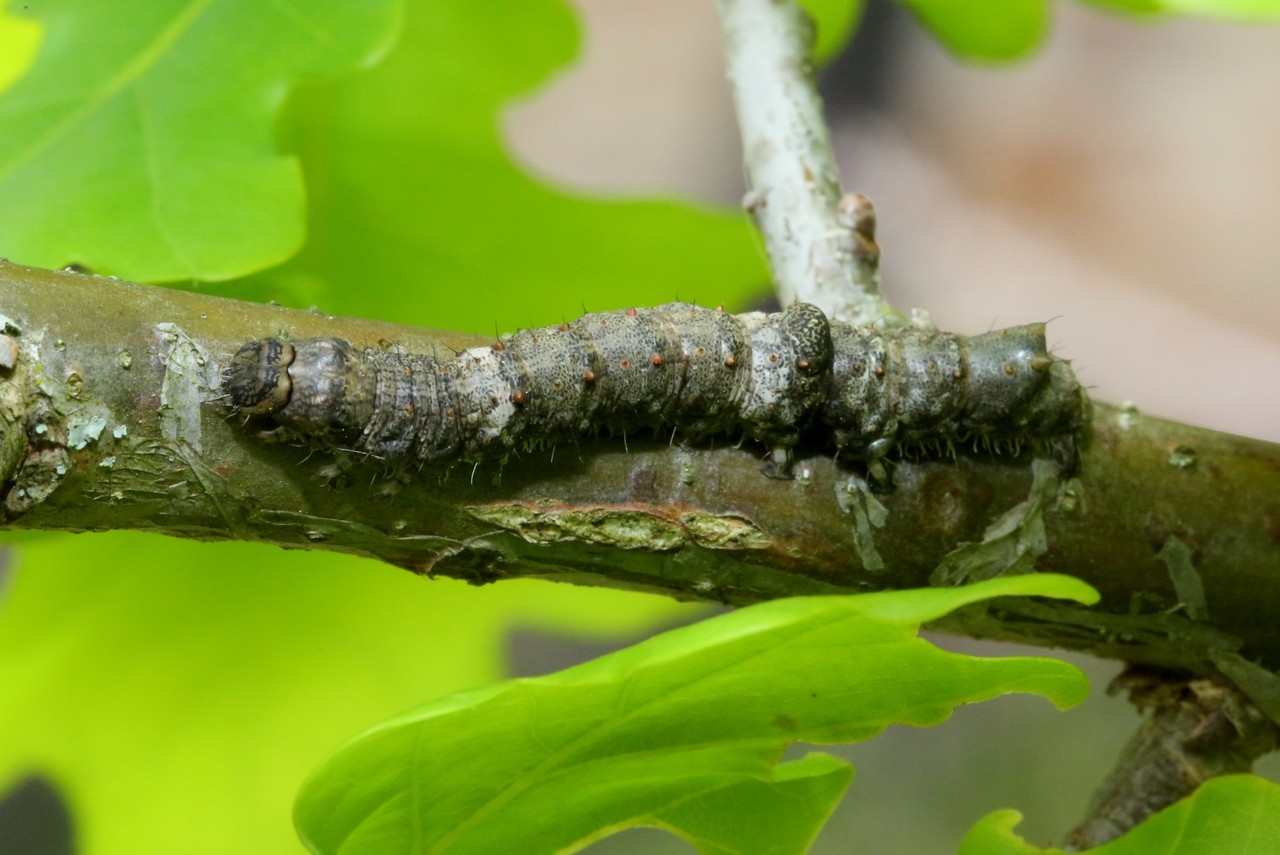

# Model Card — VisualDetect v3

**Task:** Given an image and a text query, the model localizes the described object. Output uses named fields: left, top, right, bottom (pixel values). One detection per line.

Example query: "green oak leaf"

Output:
left=959, top=775, right=1280, bottom=854
left=635, top=753, right=856, bottom=854
left=899, top=0, right=1048, bottom=61
left=239, top=0, right=768, bottom=333
left=1074, top=0, right=1167, bottom=14
left=0, top=534, right=698, bottom=855
left=799, top=0, right=866, bottom=62
left=0, top=1, right=772, bottom=853
left=294, top=575, right=1096, bottom=854
left=1156, top=0, right=1280, bottom=17
left=896, top=0, right=1280, bottom=61
left=0, top=0, right=399, bottom=281
left=959, top=810, right=1068, bottom=854
left=0, top=1, right=41, bottom=95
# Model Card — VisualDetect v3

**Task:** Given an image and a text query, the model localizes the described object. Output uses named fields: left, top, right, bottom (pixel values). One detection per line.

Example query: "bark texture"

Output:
left=717, top=0, right=897, bottom=326
left=1, top=262, right=1277, bottom=688
left=1067, top=668, right=1280, bottom=849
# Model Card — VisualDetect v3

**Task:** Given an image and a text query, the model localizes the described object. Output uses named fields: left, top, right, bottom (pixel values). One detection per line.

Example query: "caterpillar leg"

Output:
left=865, top=438, right=896, bottom=493
left=249, top=424, right=294, bottom=444
left=311, top=448, right=372, bottom=487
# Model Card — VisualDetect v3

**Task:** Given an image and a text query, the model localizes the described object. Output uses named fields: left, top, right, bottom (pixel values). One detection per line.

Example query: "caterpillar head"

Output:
left=224, top=338, right=295, bottom=415
left=224, top=337, right=374, bottom=438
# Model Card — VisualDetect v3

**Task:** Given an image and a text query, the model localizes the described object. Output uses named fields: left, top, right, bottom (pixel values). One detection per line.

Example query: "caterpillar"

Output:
left=223, top=302, right=1089, bottom=476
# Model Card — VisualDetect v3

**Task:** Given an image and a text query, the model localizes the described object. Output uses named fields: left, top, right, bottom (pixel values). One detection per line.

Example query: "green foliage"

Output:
left=0, top=534, right=698, bottom=854
left=895, top=0, right=1280, bottom=61
left=0, top=3, right=39, bottom=92
left=1159, top=0, right=1280, bottom=16
left=0, top=0, right=399, bottom=281
left=242, top=0, right=767, bottom=331
left=0, top=1, right=765, bottom=852
left=799, top=0, right=867, bottom=62
left=1078, top=0, right=1280, bottom=20
left=961, top=810, right=1063, bottom=855
left=1, top=0, right=1277, bottom=852
left=900, top=0, right=1049, bottom=61
left=960, top=775, right=1280, bottom=854
left=293, top=575, right=1095, bottom=854
left=1073, top=0, right=1167, bottom=15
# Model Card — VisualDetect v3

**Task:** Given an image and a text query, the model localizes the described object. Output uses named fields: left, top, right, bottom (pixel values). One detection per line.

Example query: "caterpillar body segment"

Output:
left=223, top=302, right=1088, bottom=473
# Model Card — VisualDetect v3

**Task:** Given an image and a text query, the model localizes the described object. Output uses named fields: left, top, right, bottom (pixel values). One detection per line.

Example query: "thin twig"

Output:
left=1065, top=668, right=1279, bottom=850
left=715, top=0, right=900, bottom=326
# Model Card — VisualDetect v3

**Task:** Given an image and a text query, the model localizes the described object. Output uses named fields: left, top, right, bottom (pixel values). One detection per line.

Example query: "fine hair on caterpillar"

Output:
left=223, top=302, right=1090, bottom=478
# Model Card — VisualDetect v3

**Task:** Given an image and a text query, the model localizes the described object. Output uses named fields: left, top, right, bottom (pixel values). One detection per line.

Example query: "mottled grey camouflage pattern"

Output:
left=223, top=302, right=1089, bottom=469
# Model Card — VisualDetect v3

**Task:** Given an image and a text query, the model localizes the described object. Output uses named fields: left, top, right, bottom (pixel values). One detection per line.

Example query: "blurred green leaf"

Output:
left=960, top=775, right=1280, bottom=853
left=0, top=534, right=697, bottom=854
left=0, top=0, right=399, bottom=281
left=1074, top=0, right=1166, bottom=15
left=1073, top=0, right=1280, bottom=19
left=1157, top=0, right=1280, bottom=18
left=294, top=575, right=1096, bottom=854
left=958, top=809, right=1068, bottom=854
left=898, top=0, right=1048, bottom=61
left=895, top=0, right=1280, bottom=61
left=243, top=0, right=768, bottom=332
left=0, top=1, right=773, bottom=852
left=0, top=1, right=41, bottom=95
left=799, top=0, right=866, bottom=63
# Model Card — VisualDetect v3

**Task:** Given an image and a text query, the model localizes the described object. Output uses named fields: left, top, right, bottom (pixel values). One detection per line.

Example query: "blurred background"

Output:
left=507, top=0, right=1280, bottom=444
left=4, top=0, right=1280, bottom=852
left=508, top=1, right=1280, bottom=851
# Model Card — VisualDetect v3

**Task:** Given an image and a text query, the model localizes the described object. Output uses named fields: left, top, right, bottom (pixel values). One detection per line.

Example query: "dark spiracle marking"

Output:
left=223, top=302, right=1090, bottom=476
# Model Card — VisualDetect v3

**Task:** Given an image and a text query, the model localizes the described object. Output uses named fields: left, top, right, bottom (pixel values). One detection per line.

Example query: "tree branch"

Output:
left=716, top=0, right=900, bottom=326
left=712, top=0, right=1280, bottom=832
left=1066, top=668, right=1280, bottom=849
left=2, top=261, right=1278, bottom=684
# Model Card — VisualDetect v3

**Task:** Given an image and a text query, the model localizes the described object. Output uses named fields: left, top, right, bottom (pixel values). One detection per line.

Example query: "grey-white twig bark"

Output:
left=718, top=0, right=1280, bottom=836
left=716, top=0, right=899, bottom=326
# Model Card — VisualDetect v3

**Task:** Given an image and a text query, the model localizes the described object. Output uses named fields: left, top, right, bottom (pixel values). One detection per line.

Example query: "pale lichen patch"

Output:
left=1168, top=445, right=1197, bottom=470
left=466, top=504, right=687, bottom=551
left=680, top=512, right=773, bottom=549
left=67, top=413, right=107, bottom=449
left=156, top=323, right=218, bottom=453
left=1116, top=401, right=1140, bottom=431
left=467, top=503, right=778, bottom=554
